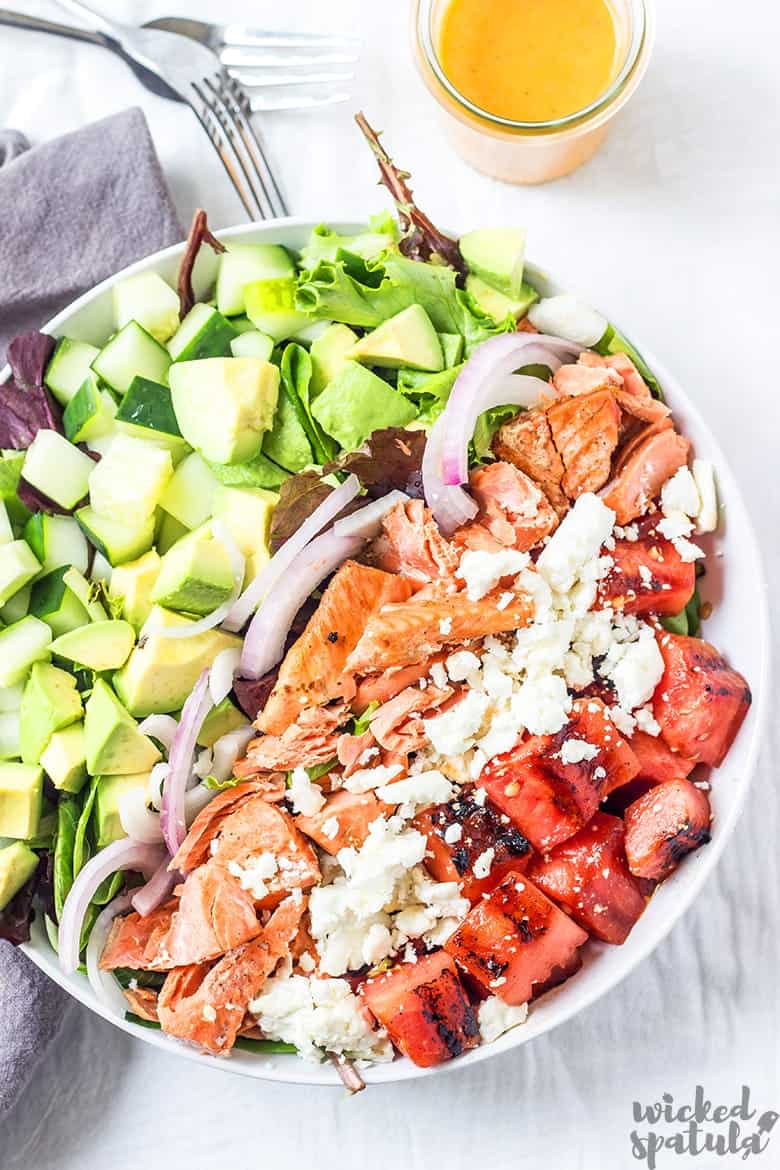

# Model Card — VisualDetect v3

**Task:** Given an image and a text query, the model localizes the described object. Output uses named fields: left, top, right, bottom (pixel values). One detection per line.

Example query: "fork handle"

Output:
left=53, top=0, right=127, bottom=38
left=0, top=8, right=106, bottom=45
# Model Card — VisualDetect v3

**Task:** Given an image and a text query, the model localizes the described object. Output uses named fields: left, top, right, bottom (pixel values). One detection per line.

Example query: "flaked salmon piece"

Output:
left=236, top=703, right=347, bottom=775
left=456, top=462, right=559, bottom=553
left=259, top=561, right=414, bottom=737
left=353, top=655, right=446, bottom=710
left=546, top=388, right=621, bottom=498
left=552, top=362, right=623, bottom=397
left=578, top=352, right=669, bottom=425
left=160, top=862, right=263, bottom=967
left=336, top=729, right=377, bottom=776
left=493, top=409, right=569, bottom=517
left=371, top=499, right=459, bottom=584
left=346, top=589, right=533, bottom=675
left=157, top=895, right=305, bottom=1055
left=517, top=316, right=539, bottom=334
left=604, top=423, right=691, bottom=525
left=100, top=901, right=176, bottom=971
left=297, top=789, right=386, bottom=855
left=123, top=986, right=159, bottom=1022
left=369, top=685, right=452, bottom=751
left=169, top=780, right=280, bottom=874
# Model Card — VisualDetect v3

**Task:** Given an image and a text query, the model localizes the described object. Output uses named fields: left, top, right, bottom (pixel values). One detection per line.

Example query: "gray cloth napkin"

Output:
left=0, top=107, right=183, bottom=1118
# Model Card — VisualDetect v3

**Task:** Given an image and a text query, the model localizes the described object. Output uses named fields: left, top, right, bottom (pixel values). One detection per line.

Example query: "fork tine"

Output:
left=199, top=77, right=277, bottom=220
left=220, top=24, right=360, bottom=49
left=247, top=91, right=351, bottom=113
left=228, top=69, right=354, bottom=88
left=219, top=74, right=288, bottom=218
left=220, top=48, right=359, bottom=69
left=189, top=95, right=258, bottom=221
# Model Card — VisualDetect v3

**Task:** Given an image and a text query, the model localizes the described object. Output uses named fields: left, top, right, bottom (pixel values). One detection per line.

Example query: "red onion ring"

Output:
left=131, top=856, right=178, bottom=917
left=138, top=715, right=178, bottom=754
left=85, top=892, right=135, bottom=1014
left=160, top=669, right=212, bottom=856
left=224, top=473, right=361, bottom=632
left=333, top=490, right=409, bottom=539
left=59, top=838, right=165, bottom=974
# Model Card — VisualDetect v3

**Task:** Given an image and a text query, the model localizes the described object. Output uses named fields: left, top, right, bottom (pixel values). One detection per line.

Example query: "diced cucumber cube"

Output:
left=0, top=712, right=20, bottom=760
left=216, top=244, right=295, bottom=317
left=115, top=376, right=187, bottom=458
left=23, top=513, right=89, bottom=575
left=159, top=451, right=219, bottom=530
left=0, top=541, right=41, bottom=606
left=156, top=510, right=189, bottom=555
left=91, top=321, right=172, bottom=394
left=61, top=567, right=108, bottom=621
left=0, top=453, right=30, bottom=529
left=90, top=552, right=113, bottom=584
left=230, top=330, right=275, bottom=361
left=245, top=278, right=312, bottom=343
left=22, top=430, right=94, bottom=510
left=113, top=273, right=181, bottom=343
left=76, top=507, right=156, bottom=568
left=0, top=616, right=52, bottom=687
left=0, top=585, right=30, bottom=626
left=0, top=683, right=24, bottom=714
left=229, top=315, right=258, bottom=335
left=63, top=374, right=117, bottom=443
left=29, top=566, right=91, bottom=636
left=89, top=434, right=173, bottom=526
left=168, top=303, right=237, bottom=362
left=44, top=338, right=100, bottom=406
left=0, top=502, right=13, bottom=544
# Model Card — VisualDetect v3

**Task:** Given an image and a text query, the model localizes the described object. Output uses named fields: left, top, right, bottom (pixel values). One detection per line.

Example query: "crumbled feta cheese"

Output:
left=343, top=763, right=404, bottom=795
left=657, top=511, right=694, bottom=541
left=560, top=739, right=599, bottom=765
left=227, top=851, right=278, bottom=901
left=661, top=466, right=700, bottom=517
left=496, top=591, right=514, bottom=611
left=458, top=548, right=529, bottom=601
left=512, top=672, right=571, bottom=735
left=430, top=661, right=448, bottom=689
left=692, top=459, right=718, bottom=533
left=289, top=767, right=326, bottom=816
left=443, top=823, right=463, bottom=845
left=424, top=690, right=490, bottom=756
left=673, top=536, right=705, bottom=563
left=472, top=847, right=495, bottom=879
left=634, top=706, right=661, bottom=736
left=473, top=787, right=487, bottom=806
left=536, top=493, right=615, bottom=593
left=201, top=1004, right=217, bottom=1023
left=361, top=922, right=393, bottom=966
left=478, top=996, right=528, bottom=1044
left=439, top=616, right=453, bottom=635
left=446, top=649, right=481, bottom=682
left=321, top=816, right=340, bottom=841
left=602, top=627, right=664, bottom=711
left=614, top=523, right=639, bottom=542
left=376, top=770, right=454, bottom=814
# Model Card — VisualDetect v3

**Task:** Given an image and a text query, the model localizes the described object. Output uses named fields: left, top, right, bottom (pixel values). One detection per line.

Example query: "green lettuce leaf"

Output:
left=299, top=214, right=399, bottom=266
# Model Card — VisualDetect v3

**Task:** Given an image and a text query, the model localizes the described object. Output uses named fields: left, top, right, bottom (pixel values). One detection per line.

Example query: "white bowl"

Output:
left=7, top=219, right=770, bottom=1087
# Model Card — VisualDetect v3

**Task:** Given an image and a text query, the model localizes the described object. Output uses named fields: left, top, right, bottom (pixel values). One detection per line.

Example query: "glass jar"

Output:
left=412, top=0, right=654, bottom=184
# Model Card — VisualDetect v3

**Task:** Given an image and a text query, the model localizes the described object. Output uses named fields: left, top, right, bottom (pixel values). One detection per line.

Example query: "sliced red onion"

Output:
left=185, top=783, right=215, bottom=822
left=223, top=473, right=361, bottom=632
left=240, top=528, right=365, bottom=679
left=209, top=647, right=242, bottom=706
left=138, top=715, right=179, bottom=754
left=423, top=332, right=580, bottom=533
left=330, top=1053, right=365, bottom=1093
left=59, top=838, right=165, bottom=974
left=160, top=669, right=212, bottom=856
left=118, top=786, right=164, bottom=845
left=333, top=490, right=409, bottom=539
left=211, top=726, right=256, bottom=783
left=153, top=520, right=245, bottom=640
left=146, top=761, right=169, bottom=811
left=131, top=856, right=178, bottom=917
left=86, top=892, right=134, bottom=1015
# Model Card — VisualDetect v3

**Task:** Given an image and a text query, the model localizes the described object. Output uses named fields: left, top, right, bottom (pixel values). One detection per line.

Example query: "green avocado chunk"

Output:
left=19, top=662, right=83, bottom=765
left=108, top=551, right=161, bottom=631
left=460, top=227, right=527, bottom=297
left=151, top=530, right=234, bottom=616
left=29, top=567, right=91, bottom=637
left=50, top=620, right=136, bottom=672
left=0, top=541, right=41, bottom=607
left=0, top=841, right=39, bottom=910
left=94, top=771, right=149, bottom=849
left=0, top=762, right=43, bottom=839
left=197, top=697, right=249, bottom=748
left=465, top=274, right=538, bottom=323
left=170, top=357, right=280, bottom=465
left=349, top=305, right=444, bottom=372
left=40, top=722, right=88, bottom=793
left=311, top=361, right=416, bottom=451
left=84, top=680, right=162, bottom=776
left=310, top=323, right=359, bottom=395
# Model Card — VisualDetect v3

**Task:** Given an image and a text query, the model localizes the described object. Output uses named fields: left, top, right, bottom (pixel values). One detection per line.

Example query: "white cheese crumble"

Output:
left=438, top=616, right=453, bottom=635
left=692, top=459, right=717, bottom=533
left=376, top=770, right=454, bottom=815
left=458, top=547, right=530, bottom=601
left=472, top=847, right=495, bottom=879
left=289, top=768, right=326, bottom=816
left=661, top=467, right=700, bottom=517
left=443, top=823, right=463, bottom=845
left=601, top=627, right=664, bottom=711
left=343, top=763, right=404, bottom=795
left=321, top=816, right=340, bottom=841
left=424, top=690, right=490, bottom=756
left=227, top=852, right=278, bottom=901
left=536, top=493, right=615, bottom=593
left=478, top=996, right=529, bottom=1044
left=560, top=739, right=599, bottom=765
left=445, top=649, right=481, bottom=682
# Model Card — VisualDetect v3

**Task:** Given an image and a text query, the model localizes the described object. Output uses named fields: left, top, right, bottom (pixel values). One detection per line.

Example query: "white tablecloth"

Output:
left=1, top=2, right=778, bottom=1167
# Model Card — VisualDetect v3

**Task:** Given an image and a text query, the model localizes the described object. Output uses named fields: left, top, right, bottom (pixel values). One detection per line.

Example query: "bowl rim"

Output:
left=11, top=216, right=771, bottom=1088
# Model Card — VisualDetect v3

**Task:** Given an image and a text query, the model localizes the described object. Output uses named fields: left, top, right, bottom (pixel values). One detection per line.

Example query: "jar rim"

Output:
left=415, top=0, right=652, bottom=133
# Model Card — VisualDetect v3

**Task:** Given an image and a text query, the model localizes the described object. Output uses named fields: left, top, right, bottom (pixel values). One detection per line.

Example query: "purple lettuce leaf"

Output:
left=0, top=330, right=62, bottom=450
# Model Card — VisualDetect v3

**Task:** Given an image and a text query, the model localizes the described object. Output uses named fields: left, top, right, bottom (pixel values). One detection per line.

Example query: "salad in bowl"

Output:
left=0, top=122, right=757, bottom=1088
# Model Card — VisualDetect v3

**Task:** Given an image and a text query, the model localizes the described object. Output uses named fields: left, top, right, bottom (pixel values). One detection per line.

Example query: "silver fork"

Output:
left=53, top=0, right=287, bottom=220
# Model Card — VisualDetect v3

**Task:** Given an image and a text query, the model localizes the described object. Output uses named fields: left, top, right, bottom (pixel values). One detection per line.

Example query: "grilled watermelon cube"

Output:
left=623, top=777, right=711, bottom=880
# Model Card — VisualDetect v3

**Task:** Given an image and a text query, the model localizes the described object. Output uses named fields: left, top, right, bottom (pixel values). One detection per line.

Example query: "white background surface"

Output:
left=1, top=1, right=778, bottom=1167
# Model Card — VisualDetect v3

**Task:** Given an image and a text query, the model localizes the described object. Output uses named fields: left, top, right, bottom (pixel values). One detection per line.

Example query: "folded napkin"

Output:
left=0, top=107, right=183, bottom=1119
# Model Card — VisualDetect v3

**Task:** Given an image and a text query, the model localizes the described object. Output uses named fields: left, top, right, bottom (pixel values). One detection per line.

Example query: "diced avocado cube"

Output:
left=311, top=361, right=416, bottom=451
left=0, top=762, right=43, bottom=838
left=0, top=500, right=14, bottom=544
left=212, top=485, right=276, bottom=560
left=0, top=452, right=30, bottom=529
left=159, top=451, right=219, bottom=530
left=460, top=228, right=527, bottom=298
left=108, top=550, right=161, bottom=631
left=94, top=771, right=150, bottom=849
left=230, top=330, right=274, bottom=361
left=76, top=507, right=155, bottom=568
left=92, top=320, right=172, bottom=395
left=151, top=530, right=234, bottom=616
left=439, top=332, right=465, bottom=368
left=169, top=357, right=280, bottom=465
left=89, top=434, right=173, bottom=527
left=22, top=430, right=94, bottom=511
left=61, top=567, right=108, bottom=622
left=29, top=566, right=91, bottom=637
left=155, top=511, right=188, bottom=556
left=0, top=712, right=20, bottom=760
left=23, top=513, right=89, bottom=575
left=216, top=243, right=294, bottom=317
left=84, top=680, right=161, bottom=776
left=245, top=546, right=271, bottom=588
left=244, top=278, right=312, bottom=343
left=39, top=722, right=88, bottom=793
left=19, top=662, right=83, bottom=765
left=0, top=584, right=31, bottom=626
left=0, top=841, right=39, bottom=910
left=465, top=274, right=538, bottom=323
left=349, top=305, right=444, bottom=372
left=0, top=540, right=41, bottom=607
left=113, top=272, right=181, bottom=343
left=114, top=606, right=241, bottom=717
left=63, top=374, right=117, bottom=444
left=44, top=337, right=101, bottom=407
left=0, top=616, right=52, bottom=687
left=197, top=696, right=249, bottom=748
left=168, top=303, right=238, bottom=362
left=207, top=451, right=288, bottom=490
left=50, top=620, right=135, bottom=672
